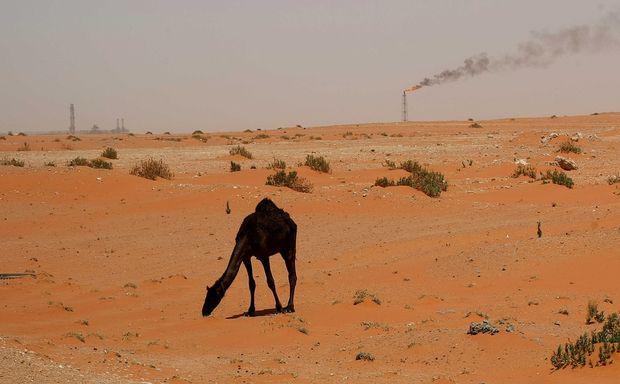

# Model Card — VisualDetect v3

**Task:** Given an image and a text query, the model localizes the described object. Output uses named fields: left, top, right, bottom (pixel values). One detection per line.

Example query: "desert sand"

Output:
left=1, top=113, right=619, bottom=383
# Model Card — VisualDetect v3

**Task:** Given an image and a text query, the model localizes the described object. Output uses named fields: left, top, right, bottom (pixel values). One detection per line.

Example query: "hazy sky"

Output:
left=1, top=1, right=619, bottom=133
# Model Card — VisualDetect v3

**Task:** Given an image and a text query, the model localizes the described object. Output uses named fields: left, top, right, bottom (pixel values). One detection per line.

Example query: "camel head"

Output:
left=201, top=284, right=224, bottom=316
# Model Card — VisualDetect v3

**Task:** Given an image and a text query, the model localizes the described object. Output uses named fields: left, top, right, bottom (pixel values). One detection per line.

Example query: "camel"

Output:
left=201, top=198, right=297, bottom=317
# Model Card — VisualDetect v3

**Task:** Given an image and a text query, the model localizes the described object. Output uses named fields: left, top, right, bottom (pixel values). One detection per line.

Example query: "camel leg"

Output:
left=243, top=258, right=256, bottom=316
left=281, top=249, right=297, bottom=313
left=260, top=257, right=283, bottom=312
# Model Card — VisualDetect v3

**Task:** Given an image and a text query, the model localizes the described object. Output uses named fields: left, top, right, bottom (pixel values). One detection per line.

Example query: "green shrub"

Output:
left=374, top=160, right=447, bottom=197
left=130, top=158, right=173, bottom=180
left=550, top=310, right=619, bottom=369
left=267, top=158, right=286, bottom=170
left=266, top=170, right=312, bottom=193
left=304, top=154, right=330, bottom=173
left=383, top=159, right=397, bottom=169
left=559, top=141, right=582, bottom=154
left=1, top=158, right=25, bottom=167
left=101, top=147, right=118, bottom=159
left=512, top=164, right=537, bottom=179
left=230, top=161, right=241, bottom=172
left=89, top=158, right=113, bottom=169
left=68, top=157, right=89, bottom=166
left=541, top=170, right=574, bottom=189
left=374, top=177, right=395, bottom=187
left=229, top=145, right=253, bottom=159
left=587, top=301, right=605, bottom=325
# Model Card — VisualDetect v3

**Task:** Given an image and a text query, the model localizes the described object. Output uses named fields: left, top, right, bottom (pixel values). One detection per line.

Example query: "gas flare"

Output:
left=403, top=85, right=423, bottom=93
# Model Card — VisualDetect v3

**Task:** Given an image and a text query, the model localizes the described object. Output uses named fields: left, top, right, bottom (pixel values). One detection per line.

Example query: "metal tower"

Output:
left=121, top=118, right=125, bottom=132
left=402, top=92, right=407, bottom=122
left=69, top=104, right=75, bottom=134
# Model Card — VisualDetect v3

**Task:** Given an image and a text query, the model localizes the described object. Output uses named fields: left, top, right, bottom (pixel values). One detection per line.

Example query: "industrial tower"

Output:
left=69, top=104, right=75, bottom=134
left=401, top=86, right=422, bottom=122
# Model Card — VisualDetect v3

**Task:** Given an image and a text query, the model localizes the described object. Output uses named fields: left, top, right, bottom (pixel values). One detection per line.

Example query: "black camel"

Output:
left=202, top=198, right=297, bottom=316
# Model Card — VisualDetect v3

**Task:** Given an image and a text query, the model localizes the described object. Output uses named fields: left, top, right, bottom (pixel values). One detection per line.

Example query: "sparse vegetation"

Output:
left=130, top=158, right=173, bottom=180
left=44, top=161, right=56, bottom=167
left=304, top=154, right=330, bottom=173
left=559, top=140, right=582, bottom=154
left=192, top=130, right=203, bottom=135
left=17, top=132, right=27, bottom=136
left=608, top=174, right=620, bottom=185
left=68, top=157, right=89, bottom=167
left=101, top=147, right=118, bottom=159
left=253, top=133, right=269, bottom=139
left=64, top=332, right=85, bottom=343
left=353, top=289, right=381, bottom=305
left=550, top=310, right=619, bottom=369
left=512, top=164, right=537, bottom=179
left=67, top=135, right=81, bottom=141
left=230, top=161, right=241, bottom=172
left=587, top=301, right=605, bottom=324
left=374, top=160, right=448, bottom=197
left=229, top=145, right=253, bottom=159
left=17, top=142, right=31, bottom=151
left=541, top=170, right=574, bottom=189
left=1, top=158, right=25, bottom=167
left=267, top=158, right=286, bottom=170
left=297, top=327, right=309, bottom=335
left=470, top=122, right=482, bottom=128
left=266, top=170, right=312, bottom=193
left=89, top=158, right=113, bottom=169
left=383, top=159, right=396, bottom=169
left=355, top=352, right=375, bottom=361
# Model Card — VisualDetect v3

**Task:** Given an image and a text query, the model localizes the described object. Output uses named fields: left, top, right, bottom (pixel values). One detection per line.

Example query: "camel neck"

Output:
left=217, top=236, right=248, bottom=291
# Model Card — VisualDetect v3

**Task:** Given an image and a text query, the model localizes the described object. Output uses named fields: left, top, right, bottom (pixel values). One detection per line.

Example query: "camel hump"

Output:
left=255, top=198, right=280, bottom=213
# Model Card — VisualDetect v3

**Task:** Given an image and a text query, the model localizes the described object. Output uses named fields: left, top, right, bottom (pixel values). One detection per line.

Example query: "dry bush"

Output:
left=89, top=158, right=113, bottom=169
left=229, top=145, right=253, bottom=159
left=230, top=161, right=241, bottom=172
left=512, top=164, right=537, bottom=179
left=266, top=170, right=312, bottom=193
left=304, top=154, right=330, bottom=173
left=267, top=158, right=286, bottom=170
left=130, top=158, right=173, bottom=180
left=541, top=170, right=574, bottom=189
left=1, top=158, right=25, bottom=167
left=101, top=147, right=118, bottom=159
left=559, top=140, right=582, bottom=154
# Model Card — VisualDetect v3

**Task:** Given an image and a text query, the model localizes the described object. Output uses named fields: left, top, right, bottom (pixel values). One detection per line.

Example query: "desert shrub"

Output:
left=512, top=164, right=537, bottom=179
left=541, top=170, right=574, bottom=189
left=470, top=122, right=482, bottom=128
left=551, top=311, right=619, bottom=369
left=130, top=158, right=173, bottom=180
left=253, top=133, right=269, bottom=139
left=1, top=158, right=25, bottom=167
left=101, top=147, right=118, bottom=159
left=355, top=352, right=375, bottom=361
left=304, top=154, right=330, bottom=173
left=230, top=161, right=241, bottom=172
left=559, top=140, right=582, bottom=154
left=374, top=177, right=395, bottom=188
left=44, top=161, right=56, bottom=167
left=127, top=133, right=135, bottom=136
left=17, top=142, right=31, bottom=151
left=192, top=130, right=203, bottom=135
left=229, top=145, right=253, bottom=159
left=243, top=129, right=253, bottom=133
left=383, top=159, right=396, bottom=169
left=89, top=158, right=113, bottom=169
left=587, top=301, right=605, bottom=324
left=67, top=135, right=81, bottom=141
left=267, top=158, right=286, bottom=170
left=608, top=174, right=620, bottom=185
left=0, top=136, right=5, bottom=140
left=163, top=131, right=171, bottom=135
left=343, top=131, right=353, bottom=137
left=309, top=136, right=322, bottom=140
left=7, top=131, right=14, bottom=136
left=192, top=134, right=208, bottom=142
left=374, top=161, right=448, bottom=197
left=64, top=332, right=85, bottom=343
left=353, top=289, right=381, bottom=305
left=68, top=157, right=89, bottom=166
left=266, top=170, right=312, bottom=193
left=17, top=132, right=27, bottom=136
left=145, top=131, right=153, bottom=135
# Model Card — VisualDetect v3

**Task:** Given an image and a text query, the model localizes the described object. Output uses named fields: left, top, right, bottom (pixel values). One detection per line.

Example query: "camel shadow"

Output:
left=227, top=308, right=278, bottom=319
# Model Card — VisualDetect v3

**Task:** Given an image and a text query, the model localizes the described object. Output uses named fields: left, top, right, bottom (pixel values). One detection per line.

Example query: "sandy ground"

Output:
left=1, top=113, right=619, bottom=383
